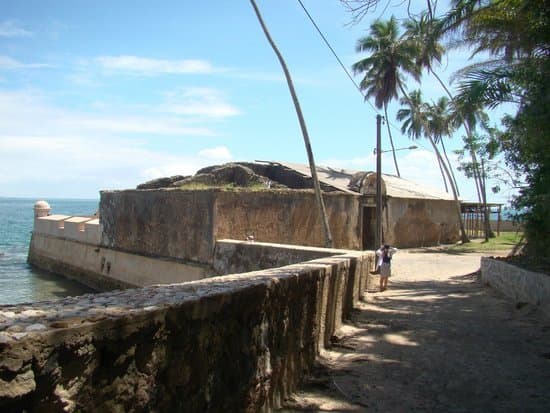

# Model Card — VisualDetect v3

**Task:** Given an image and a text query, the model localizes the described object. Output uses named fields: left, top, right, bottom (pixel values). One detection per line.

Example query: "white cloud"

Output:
left=322, top=148, right=458, bottom=194
left=0, top=56, right=50, bottom=70
left=0, top=134, right=235, bottom=196
left=198, top=146, right=232, bottom=160
left=96, top=55, right=221, bottom=75
left=321, top=156, right=374, bottom=171
left=0, top=20, right=32, bottom=38
left=160, top=87, right=241, bottom=119
left=0, top=89, right=217, bottom=137
left=0, top=89, right=240, bottom=198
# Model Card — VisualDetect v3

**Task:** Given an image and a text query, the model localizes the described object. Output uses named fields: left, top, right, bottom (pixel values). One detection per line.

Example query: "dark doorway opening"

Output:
left=362, top=207, right=376, bottom=250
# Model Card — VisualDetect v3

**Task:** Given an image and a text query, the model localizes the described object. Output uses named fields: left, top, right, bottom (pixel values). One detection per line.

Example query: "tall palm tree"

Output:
left=352, top=16, right=420, bottom=177
left=249, top=0, right=333, bottom=247
left=428, top=96, right=461, bottom=194
left=397, top=90, right=470, bottom=243
left=403, top=13, right=462, bottom=195
left=396, top=90, right=448, bottom=191
left=451, top=94, right=494, bottom=239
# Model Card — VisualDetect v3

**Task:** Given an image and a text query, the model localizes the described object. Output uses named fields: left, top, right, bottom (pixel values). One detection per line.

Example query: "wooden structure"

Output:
left=461, top=202, right=503, bottom=238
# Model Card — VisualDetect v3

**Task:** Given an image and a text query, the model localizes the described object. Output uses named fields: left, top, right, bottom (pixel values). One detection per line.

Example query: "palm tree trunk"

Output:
left=480, top=158, right=495, bottom=240
left=397, top=79, right=469, bottom=243
left=431, top=67, right=480, bottom=203
left=439, top=139, right=459, bottom=195
left=436, top=151, right=449, bottom=192
left=384, top=104, right=400, bottom=177
left=249, top=0, right=333, bottom=247
left=429, top=136, right=470, bottom=243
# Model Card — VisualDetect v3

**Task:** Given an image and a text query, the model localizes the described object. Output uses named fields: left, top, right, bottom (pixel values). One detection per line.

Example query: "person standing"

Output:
left=376, top=244, right=398, bottom=291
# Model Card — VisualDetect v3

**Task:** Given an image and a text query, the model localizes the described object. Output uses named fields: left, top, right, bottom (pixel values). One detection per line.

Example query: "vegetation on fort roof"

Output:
left=177, top=182, right=270, bottom=191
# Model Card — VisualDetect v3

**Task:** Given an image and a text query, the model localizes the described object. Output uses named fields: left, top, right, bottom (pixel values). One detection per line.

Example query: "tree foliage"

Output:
left=447, top=0, right=550, bottom=258
left=344, top=0, right=549, bottom=258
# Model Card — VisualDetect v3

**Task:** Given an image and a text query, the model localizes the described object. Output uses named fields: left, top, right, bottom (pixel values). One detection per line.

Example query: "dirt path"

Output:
left=281, top=250, right=550, bottom=412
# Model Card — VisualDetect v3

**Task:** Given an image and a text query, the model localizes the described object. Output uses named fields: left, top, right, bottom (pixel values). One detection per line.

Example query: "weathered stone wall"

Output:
left=213, top=240, right=374, bottom=317
left=213, top=190, right=361, bottom=250
left=481, top=257, right=550, bottom=317
left=385, top=198, right=459, bottom=247
left=100, top=189, right=217, bottom=263
left=100, top=189, right=362, bottom=264
left=0, top=249, right=371, bottom=412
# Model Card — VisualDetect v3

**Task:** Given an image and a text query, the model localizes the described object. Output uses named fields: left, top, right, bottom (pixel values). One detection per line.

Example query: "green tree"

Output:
left=447, top=0, right=550, bottom=259
left=352, top=16, right=420, bottom=177
left=397, top=90, right=470, bottom=243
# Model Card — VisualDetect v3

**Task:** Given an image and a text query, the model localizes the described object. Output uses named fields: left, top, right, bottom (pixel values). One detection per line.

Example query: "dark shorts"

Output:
left=380, top=263, right=391, bottom=277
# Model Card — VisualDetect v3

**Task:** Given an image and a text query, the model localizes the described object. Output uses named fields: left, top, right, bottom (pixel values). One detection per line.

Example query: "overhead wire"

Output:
left=295, top=0, right=418, bottom=144
left=295, top=0, right=378, bottom=114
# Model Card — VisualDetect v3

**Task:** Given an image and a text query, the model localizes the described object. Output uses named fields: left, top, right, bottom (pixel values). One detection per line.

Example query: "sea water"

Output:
left=0, top=197, right=98, bottom=305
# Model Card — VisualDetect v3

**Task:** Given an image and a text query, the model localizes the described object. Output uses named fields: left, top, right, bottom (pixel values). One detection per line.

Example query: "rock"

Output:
left=25, top=323, right=47, bottom=332
left=0, top=368, right=36, bottom=398
left=137, top=175, right=187, bottom=190
left=348, top=171, right=370, bottom=192
left=172, top=163, right=266, bottom=188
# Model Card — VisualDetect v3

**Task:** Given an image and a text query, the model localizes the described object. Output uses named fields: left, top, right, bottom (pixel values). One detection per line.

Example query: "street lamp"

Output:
left=373, top=145, right=418, bottom=155
left=374, top=115, right=417, bottom=248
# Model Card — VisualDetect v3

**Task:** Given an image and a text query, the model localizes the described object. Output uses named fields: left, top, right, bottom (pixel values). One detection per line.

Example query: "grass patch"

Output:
left=177, top=182, right=269, bottom=191
left=448, top=231, right=524, bottom=252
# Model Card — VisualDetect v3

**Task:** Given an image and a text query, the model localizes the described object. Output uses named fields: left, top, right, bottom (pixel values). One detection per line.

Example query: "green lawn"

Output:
left=448, top=231, right=524, bottom=252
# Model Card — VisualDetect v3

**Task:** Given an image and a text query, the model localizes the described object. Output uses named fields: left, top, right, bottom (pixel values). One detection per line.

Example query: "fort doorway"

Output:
left=362, top=206, right=376, bottom=250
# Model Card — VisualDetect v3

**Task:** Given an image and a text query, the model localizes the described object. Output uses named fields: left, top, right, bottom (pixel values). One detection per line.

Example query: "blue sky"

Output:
left=0, top=0, right=516, bottom=204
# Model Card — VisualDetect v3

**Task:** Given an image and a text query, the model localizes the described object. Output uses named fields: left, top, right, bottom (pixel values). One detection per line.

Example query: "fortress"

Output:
left=0, top=162, right=465, bottom=411
left=1, top=190, right=374, bottom=412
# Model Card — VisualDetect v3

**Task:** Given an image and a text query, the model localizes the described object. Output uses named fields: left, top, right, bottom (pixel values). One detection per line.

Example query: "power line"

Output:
left=296, top=0, right=413, bottom=139
left=295, top=0, right=379, bottom=114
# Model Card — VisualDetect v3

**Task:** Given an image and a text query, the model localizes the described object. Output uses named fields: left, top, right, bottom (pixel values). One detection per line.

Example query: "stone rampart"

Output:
left=481, top=257, right=550, bottom=317
left=1, top=247, right=372, bottom=412
left=29, top=233, right=211, bottom=291
left=100, top=189, right=362, bottom=264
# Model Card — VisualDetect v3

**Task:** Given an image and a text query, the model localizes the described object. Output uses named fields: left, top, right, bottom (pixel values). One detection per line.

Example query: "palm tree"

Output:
left=429, top=96, right=461, bottom=194
left=451, top=94, right=494, bottom=239
left=403, top=13, right=462, bottom=195
left=397, top=90, right=470, bottom=243
left=249, top=0, right=333, bottom=247
left=404, top=10, right=501, bottom=235
left=352, top=16, right=420, bottom=177
left=396, top=90, right=447, bottom=191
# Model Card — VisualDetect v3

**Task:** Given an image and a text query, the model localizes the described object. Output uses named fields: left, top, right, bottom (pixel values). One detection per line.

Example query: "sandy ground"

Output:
left=279, top=249, right=550, bottom=412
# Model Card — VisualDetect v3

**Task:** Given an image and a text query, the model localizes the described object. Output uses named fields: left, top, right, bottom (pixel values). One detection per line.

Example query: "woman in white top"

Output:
left=376, top=244, right=398, bottom=291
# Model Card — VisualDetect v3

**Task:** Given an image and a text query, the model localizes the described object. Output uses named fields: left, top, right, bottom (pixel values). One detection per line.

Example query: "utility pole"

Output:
left=376, top=114, right=382, bottom=249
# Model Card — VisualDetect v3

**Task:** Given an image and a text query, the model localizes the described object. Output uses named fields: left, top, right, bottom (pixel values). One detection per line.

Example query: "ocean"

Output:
left=0, top=197, right=98, bottom=305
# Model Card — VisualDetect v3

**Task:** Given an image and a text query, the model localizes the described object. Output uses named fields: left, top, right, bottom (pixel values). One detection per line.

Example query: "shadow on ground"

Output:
left=279, top=272, right=550, bottom=412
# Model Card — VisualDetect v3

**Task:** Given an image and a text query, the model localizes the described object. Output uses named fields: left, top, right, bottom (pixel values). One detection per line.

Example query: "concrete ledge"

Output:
left=63, top=217, right=92, bottom=242
left=28, top=233, right=212, bottom=290
left=34, top=214, right=71, bottom=237
left=84, top=219, right=100, bottom=245
left=481, top=257, right=550, bottom=317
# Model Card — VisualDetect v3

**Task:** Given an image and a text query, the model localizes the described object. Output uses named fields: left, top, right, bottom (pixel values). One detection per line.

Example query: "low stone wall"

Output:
left=29, top=233, right=211, bottom=291
left=481, top=257, right=550, bottom=317
left=0, top=249, right=371, bottom=412
left=213, top=240, right=374, bottom=317
left=213, top=239, right=369, bottom=274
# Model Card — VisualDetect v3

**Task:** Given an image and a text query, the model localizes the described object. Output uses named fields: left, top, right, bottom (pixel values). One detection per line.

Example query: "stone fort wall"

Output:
left=1, top=242, right=373, bottom=412
left=99, top=188, right=363, bottom=263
